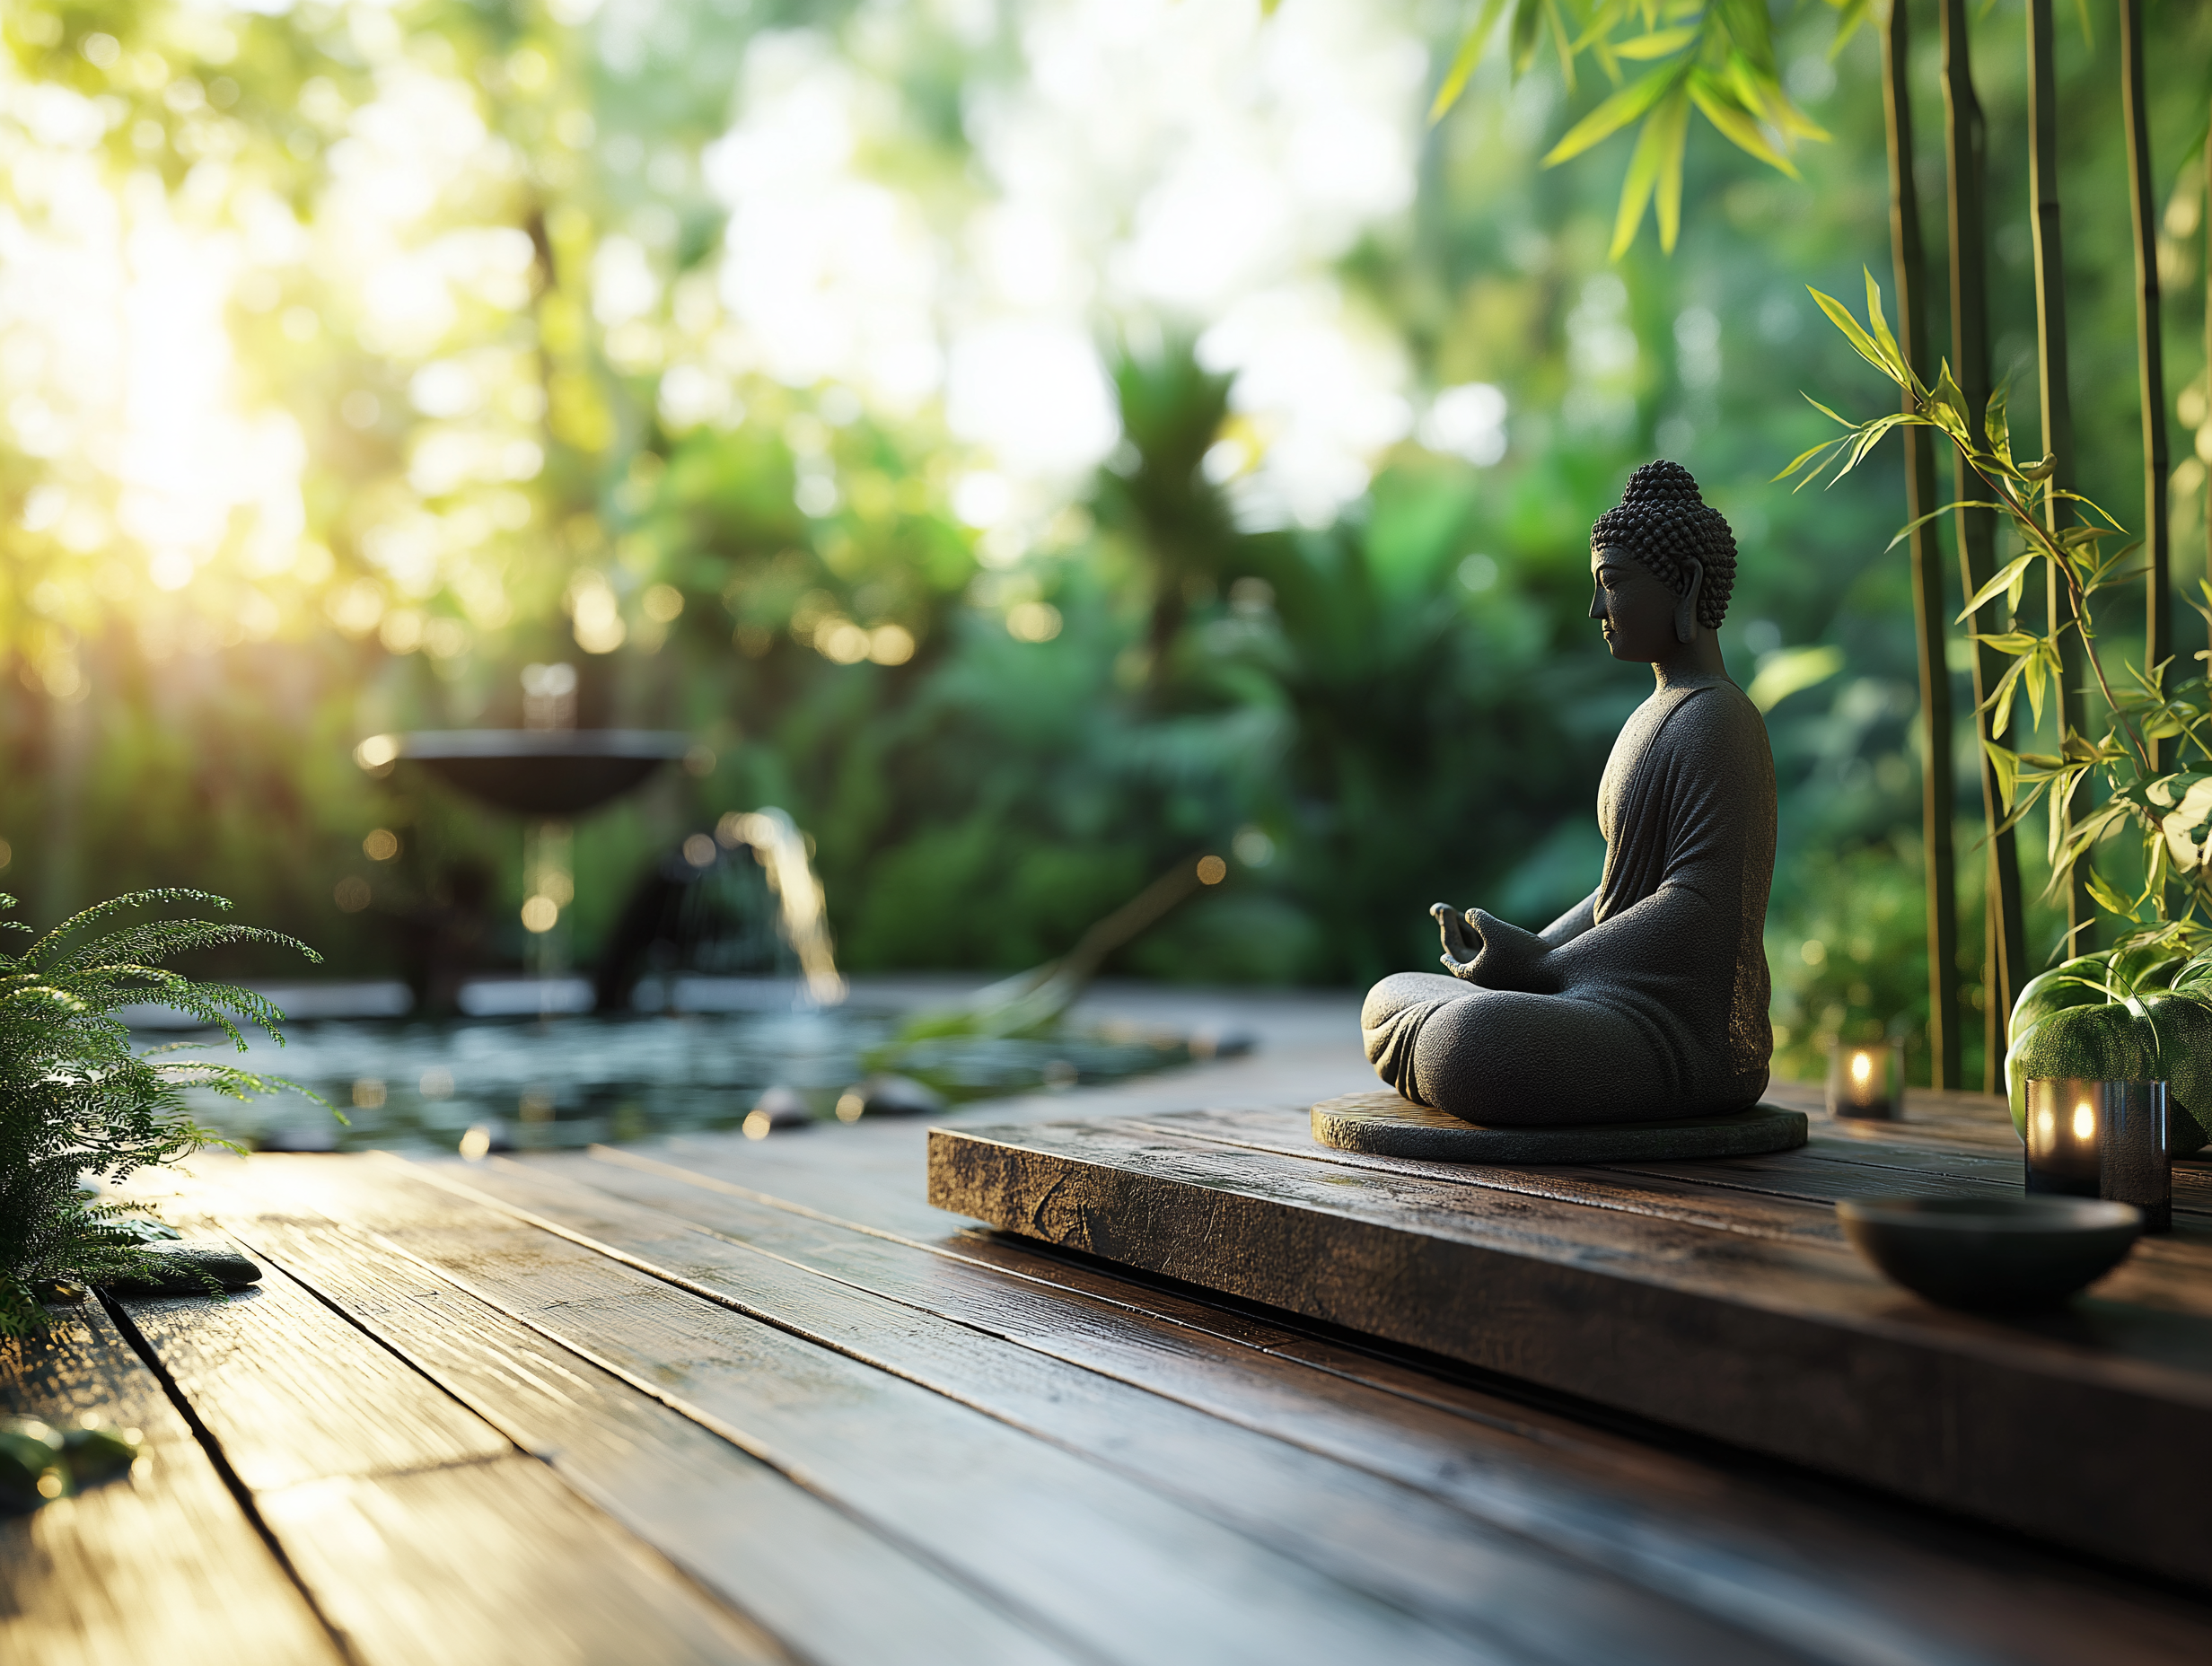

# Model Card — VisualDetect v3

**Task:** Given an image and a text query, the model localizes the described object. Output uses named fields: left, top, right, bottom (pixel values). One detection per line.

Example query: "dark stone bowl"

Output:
left=365, top=731, right=690, bottom=817
left=1835, top=1196, right=2142, bottom=1313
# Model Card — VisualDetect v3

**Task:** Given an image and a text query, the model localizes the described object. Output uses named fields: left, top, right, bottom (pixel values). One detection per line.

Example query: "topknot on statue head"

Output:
left=1590, top=460, right=1737, bottom=630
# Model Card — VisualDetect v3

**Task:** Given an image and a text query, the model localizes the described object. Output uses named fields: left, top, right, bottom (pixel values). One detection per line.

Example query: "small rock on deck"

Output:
left=4, top=1065, right=2212, bottom=1664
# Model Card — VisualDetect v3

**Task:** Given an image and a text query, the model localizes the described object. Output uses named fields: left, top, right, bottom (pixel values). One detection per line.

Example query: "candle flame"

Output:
left=1849, top=1051, right=1873, bottom=1085
left=2073, top=1101, right=2096, bottom=1141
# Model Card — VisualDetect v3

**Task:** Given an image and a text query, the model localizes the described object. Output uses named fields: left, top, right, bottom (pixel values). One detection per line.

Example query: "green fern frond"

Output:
left=0, top=891, right=321, bottom=1337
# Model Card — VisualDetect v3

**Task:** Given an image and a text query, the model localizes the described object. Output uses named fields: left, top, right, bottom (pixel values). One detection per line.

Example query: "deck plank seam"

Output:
left=96, top=1287, right=366, bottom=1666
left=341, top=1165, right=1125, bottom=1666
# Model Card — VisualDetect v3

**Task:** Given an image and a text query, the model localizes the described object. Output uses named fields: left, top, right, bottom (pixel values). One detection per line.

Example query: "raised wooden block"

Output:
left=927, top=1105, right=2212, bottom=1588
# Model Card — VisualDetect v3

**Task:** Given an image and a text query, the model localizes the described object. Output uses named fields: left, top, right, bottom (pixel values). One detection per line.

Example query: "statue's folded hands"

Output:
left=1433, top=904, right=1560, bottom=994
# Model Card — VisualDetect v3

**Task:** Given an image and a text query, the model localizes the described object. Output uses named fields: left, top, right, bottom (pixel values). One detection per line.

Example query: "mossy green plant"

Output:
left=0, top=890, right=320, bottom=1337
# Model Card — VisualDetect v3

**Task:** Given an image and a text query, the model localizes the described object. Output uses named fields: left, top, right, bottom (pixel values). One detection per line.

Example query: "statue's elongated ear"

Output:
left=1673, top=557, right=1704, bottom=644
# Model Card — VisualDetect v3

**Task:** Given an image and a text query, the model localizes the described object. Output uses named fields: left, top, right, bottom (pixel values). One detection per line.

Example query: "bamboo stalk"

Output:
left=2027, top=0, right=2092, bottom=955
left=1883, top=0, right=1962, bottom=1090
left=1942, top=0, right=2028, bottom=1083
left=2121, top=0, right=2171, bottom=764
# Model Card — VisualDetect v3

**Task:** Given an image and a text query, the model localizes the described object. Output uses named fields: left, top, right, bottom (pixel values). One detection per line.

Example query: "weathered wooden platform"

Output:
left=6, top=1079, right=2212, bottom=1663
left=929, top=1082, right=2212, bottom=1590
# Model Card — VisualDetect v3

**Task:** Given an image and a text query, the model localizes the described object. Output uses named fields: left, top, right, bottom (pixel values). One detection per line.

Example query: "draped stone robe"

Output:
left=1362, top=671, right=1777, bottom=1126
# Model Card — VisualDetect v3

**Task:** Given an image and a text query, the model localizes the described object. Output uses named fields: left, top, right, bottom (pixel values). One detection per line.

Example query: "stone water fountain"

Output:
left=354, top=663, right=841, bottom=1005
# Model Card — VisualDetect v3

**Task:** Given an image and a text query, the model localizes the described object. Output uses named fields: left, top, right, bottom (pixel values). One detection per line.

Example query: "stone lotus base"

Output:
left=1308, top=1091, right=1807, bottom=1162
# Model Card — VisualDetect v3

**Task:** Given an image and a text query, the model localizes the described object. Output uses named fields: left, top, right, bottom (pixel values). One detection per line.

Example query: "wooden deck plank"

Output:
left=104, top=1218, right=791, bottom=1666
left=288, top=1159, right=1547, bottom=1666
left=261, top=1455, right=785, bottom=1666
left=112, top=1230, right=513, bottom=1490
left=0, top=1298, right=340, bottom=1666
left=547, top=1142, right=2212, bottom=1666
left=201, top=1161, right=1077, bottom=1666
left=436, top=1153, right=1804, bottom=1666
left=926, top=1113, right=2212, bottom=1585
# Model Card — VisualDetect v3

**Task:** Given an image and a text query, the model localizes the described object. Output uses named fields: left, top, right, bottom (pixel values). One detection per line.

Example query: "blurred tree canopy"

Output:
left=0, top=0, right=2208, bottom=1085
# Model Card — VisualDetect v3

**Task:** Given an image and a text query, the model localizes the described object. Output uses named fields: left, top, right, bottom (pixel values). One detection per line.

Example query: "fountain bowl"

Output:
left=362, top=730, right=691, bottom=817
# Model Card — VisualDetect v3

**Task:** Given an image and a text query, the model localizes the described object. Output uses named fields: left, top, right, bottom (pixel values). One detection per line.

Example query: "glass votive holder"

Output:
left=1828, top=1039, right=1904, bottom=1120
left=2023, top=1078, right=2170, bottom=1233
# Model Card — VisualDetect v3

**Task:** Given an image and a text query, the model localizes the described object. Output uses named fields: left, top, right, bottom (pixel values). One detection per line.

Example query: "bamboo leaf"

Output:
left=1567, top=0, right=1638, bottom=56
left=1805, top=286, right=1893, bottom=382
left=1721, top=52, right=1829, bottom=144
left=1606, top=75, right=1690, bottom=259
left=1545, top=0, right=1576, bottom=92
left=1708, top=0, right=1779, bottom=75
left=1827, top=0, right=1870, bottom=57
left=1651, top=85, right=1691, bottom=252
left=1971, top=631, right=2041, bottom=654
left=1988, top=654, right=2027, bottom=736
left=1860, top=267, right=1905, bottom=380
left=1427, top=0, right=1514, bottom=122
left=1688, top=70, right=1799, bottom=178
left=1985, top=740, right=2020, bottom=811
left=1927, top=361, right=1971, bottom=427
left=2023, top=645, right=2047, bottom=728
left=1611, top=24, right=1698, bottom=57
left=1543, top=61, right=1679, bottom=166
left=1778, top=436, right=1842, bottom=478
left=1883, top=500, right=2008, bottom=550
left=2087, top=867, right=2138, bottom=920
left=1983, top=382, right=2013, bottom=469
left=1511, top=0, right=1549, bottom=77
left=1957, top=552, right=2039, bottom=624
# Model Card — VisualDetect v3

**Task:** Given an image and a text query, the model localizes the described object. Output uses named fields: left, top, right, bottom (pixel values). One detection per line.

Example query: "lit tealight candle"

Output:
left=2024, top=1078, right=2170, bottom=1234
left=1828, top=1040, right=1902, bottom=1121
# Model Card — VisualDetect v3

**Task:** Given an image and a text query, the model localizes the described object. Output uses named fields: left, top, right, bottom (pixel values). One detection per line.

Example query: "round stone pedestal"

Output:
left=1310, top=1091, right=1807, bottom=1163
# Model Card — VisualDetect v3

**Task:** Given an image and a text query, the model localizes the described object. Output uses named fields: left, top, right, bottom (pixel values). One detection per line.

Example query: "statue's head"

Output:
left=1587, top=460, right=1737, bottom=663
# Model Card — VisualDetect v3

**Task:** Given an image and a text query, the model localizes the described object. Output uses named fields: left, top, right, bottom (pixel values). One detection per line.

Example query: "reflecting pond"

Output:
left=170, top=1007, right=1197, bottom=1155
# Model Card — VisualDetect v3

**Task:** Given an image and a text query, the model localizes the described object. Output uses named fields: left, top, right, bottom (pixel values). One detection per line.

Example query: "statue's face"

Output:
left=1588, top=545, right=1681, bottom=662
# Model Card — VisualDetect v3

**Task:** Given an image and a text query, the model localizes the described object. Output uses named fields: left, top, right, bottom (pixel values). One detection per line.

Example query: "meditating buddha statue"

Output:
left=1362, top=460, right=1777, bottom=1126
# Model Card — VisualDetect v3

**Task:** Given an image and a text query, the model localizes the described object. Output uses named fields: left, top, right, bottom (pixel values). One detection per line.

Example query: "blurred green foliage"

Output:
left=0, top=0, right=2207, bottom=1092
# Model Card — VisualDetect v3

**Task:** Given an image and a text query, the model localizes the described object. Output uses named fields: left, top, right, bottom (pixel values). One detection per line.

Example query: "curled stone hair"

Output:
left=1590, top=460, right=1737, bottom=630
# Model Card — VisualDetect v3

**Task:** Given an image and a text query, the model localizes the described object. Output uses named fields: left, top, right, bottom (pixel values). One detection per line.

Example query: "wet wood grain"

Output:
left=544, top=1142, right=2212, bottom=1666
left=207, top=1161, right=1075, bottom=1666
left=426, top=1153, right=1801, bottom=1666
left=262, top=1455, right=785, bottom=1666
left=268, top=1161, right=1541, bottom=1666
left=0, top=1297, right=339, bottom=1666
left=107, top=1218, right=789, bottom=1666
